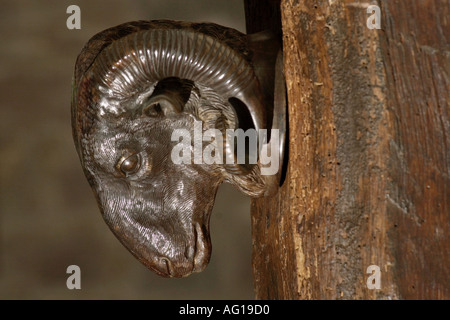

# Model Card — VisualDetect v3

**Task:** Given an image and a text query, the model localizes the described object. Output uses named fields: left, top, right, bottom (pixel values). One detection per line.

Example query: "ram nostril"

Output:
left=159, top=257, right=173, bottom=276
left=184, top=244, right=195, bottom=260
left=190, top=223, right=211, bottom=274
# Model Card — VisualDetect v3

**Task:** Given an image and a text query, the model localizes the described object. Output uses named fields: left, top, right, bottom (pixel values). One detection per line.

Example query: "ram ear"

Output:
left=142, top=95, right=180, bottom=117
left=142, top=78, right=195, bottom=117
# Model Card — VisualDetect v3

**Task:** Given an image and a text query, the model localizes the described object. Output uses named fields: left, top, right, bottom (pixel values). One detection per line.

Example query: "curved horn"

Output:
left=73, top=21, right=266, bottom=145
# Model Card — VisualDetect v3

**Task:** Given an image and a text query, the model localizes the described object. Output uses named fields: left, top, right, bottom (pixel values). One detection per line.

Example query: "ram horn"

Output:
left=72, top=20, right=267, bottom=153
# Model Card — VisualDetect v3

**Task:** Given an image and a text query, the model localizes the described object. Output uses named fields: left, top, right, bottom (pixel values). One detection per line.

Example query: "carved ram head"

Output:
left=72, top=20, right=285, bottom=277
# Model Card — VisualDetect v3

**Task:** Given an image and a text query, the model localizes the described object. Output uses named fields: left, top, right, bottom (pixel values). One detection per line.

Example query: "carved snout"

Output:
left=119, top=222, right=211, bottom=278
left=98, top=176, right=218, bottom=278
left=151, top=223, right=211, bottom=277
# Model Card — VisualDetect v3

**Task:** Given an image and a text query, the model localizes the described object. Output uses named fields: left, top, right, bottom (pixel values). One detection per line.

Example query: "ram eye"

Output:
left=117, top=153, right=141, bottom=176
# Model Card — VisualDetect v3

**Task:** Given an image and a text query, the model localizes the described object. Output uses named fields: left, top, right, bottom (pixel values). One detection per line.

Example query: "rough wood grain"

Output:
left=247, top=0, right=449, bottom=299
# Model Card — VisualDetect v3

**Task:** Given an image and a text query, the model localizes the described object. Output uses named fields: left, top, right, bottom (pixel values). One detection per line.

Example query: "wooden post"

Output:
left=246, top=0, right=449, bottom=299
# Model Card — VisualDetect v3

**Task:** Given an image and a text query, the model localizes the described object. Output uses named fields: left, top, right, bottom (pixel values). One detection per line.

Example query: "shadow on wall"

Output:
left=0, top=0, right=253, bottom=299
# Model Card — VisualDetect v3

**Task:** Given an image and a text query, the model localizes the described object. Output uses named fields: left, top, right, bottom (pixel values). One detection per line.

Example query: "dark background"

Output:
left=0, top=0, right=254, bottom=299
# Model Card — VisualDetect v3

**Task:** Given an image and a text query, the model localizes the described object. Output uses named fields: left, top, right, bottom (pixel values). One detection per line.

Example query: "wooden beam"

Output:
left=246, top=0, right=449, bottom=299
